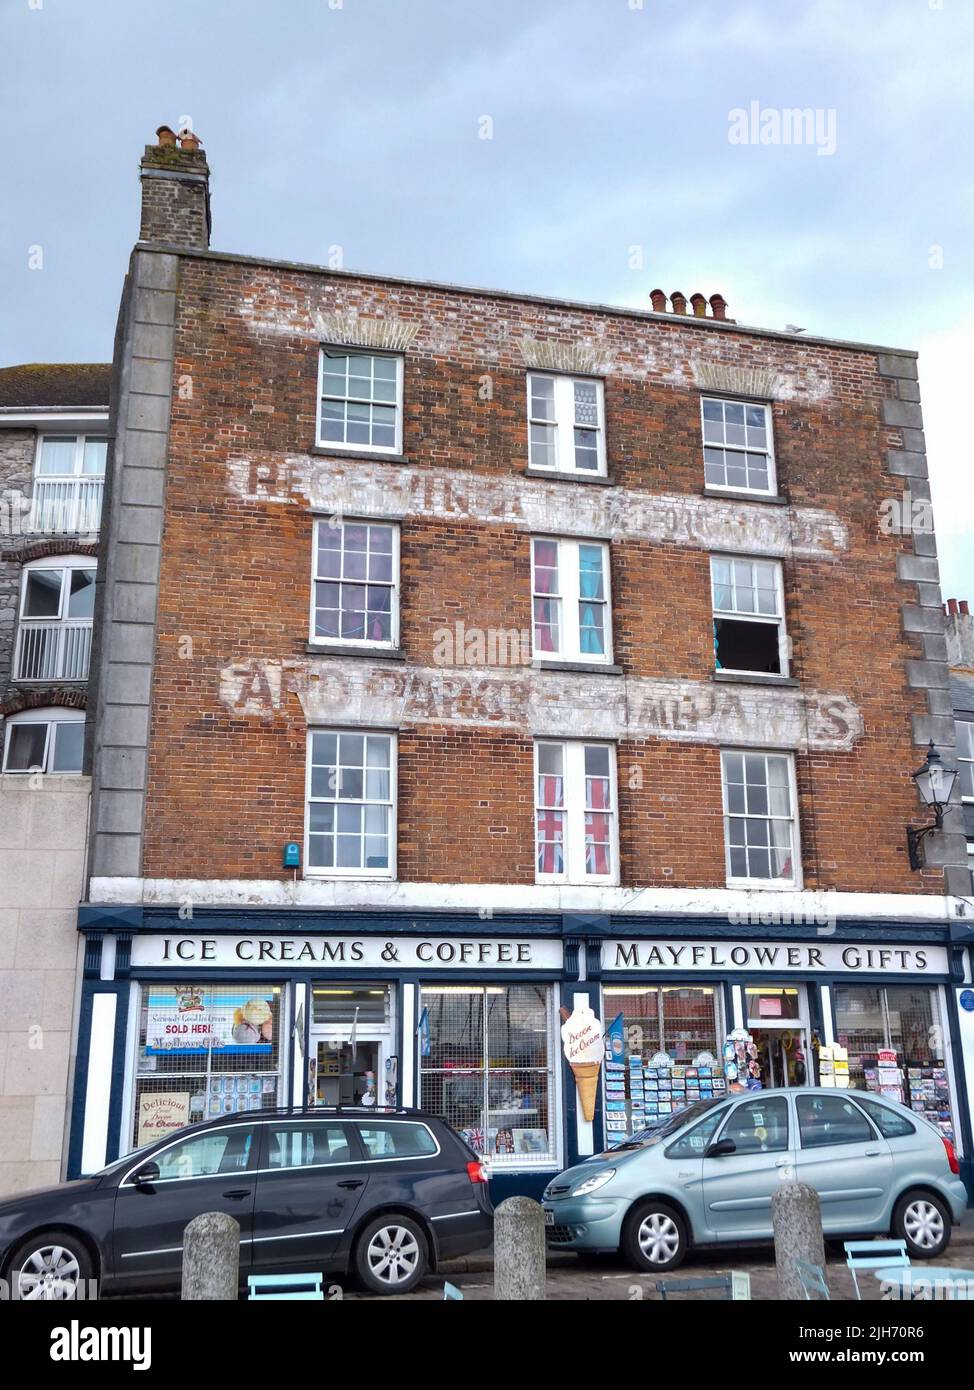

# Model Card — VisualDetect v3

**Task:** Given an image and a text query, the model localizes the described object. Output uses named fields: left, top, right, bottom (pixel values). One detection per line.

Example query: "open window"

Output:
left=711, top=555, right=787, bottom=676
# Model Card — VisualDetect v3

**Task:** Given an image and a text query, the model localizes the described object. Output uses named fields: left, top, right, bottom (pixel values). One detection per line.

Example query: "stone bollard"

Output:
left=181, top=1211, right=240, bottom=1300
left=772, top=1181, right=826, bottom=1300
left=493, top=1196, right=546, bottom=1300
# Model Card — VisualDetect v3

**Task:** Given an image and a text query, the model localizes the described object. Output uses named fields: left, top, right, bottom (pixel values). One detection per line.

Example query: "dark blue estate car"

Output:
left=0, top=1108, right=493, bottom=1298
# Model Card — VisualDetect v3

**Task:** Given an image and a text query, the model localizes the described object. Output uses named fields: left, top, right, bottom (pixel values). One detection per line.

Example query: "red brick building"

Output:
left=69, top=130, right=974, bottom=1205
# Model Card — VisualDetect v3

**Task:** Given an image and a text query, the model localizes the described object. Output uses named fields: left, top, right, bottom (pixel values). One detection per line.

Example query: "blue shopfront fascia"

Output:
left=69, top=906, right=973, bottom=1199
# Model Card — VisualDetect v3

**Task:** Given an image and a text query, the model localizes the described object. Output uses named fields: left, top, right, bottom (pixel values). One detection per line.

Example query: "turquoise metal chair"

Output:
left=247, top=1272, right=324, bottom=1301
left=796, top=1261, right=830, bottom=1300
left=656, top=1275, right=732, bottom=1301
left=844, top=1239, right=910, bottom=1300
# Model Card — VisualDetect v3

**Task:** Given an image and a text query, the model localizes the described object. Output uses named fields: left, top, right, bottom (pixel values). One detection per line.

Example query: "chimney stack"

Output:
left=139, top=123, right=211, bottom=249
left=648, top=289, right=734, bottom=323
left=945, top=599, right=974, bottom=669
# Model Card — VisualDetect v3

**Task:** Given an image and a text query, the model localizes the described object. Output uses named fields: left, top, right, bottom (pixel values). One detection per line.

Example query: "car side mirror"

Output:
left=133, top=1161, right=160, bottom=1187
left=705, top=1138, right=737, bottom=1158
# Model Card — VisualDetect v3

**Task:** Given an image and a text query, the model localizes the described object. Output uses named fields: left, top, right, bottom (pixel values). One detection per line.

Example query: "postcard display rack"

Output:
left=817, top=1044, right=850, bottom=1088
left=603, top=1046, right=726, bottom=1140
left=861, top=1048, right=954, bottom=1140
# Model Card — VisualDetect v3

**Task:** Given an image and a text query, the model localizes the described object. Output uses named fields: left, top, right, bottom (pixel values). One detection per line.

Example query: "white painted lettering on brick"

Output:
left=217, top=656, right=862, bottom=751
left=226, top=455, right=848, bottom=559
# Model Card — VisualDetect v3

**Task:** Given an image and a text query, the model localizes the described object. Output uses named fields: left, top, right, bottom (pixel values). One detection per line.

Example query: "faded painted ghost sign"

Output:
left=219, top=657, right=863, bottom=752
left=226, top=454, right=848, bottom=560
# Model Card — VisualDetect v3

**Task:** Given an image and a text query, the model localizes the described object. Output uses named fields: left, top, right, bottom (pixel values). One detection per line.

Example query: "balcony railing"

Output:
left=28, top=478, right=104, bottom=534
left=15, top=622, right=92, bottom=681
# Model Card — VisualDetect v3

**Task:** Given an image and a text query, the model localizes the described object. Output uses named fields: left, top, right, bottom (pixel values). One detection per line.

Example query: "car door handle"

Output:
left=222, top=1188, right=252, bottom=1200
left=864, top=1150, right=882, bottom=1158
left=774, top=1159, right=792, bottom=1168
left=337, top=1179, right=364, bottom=1190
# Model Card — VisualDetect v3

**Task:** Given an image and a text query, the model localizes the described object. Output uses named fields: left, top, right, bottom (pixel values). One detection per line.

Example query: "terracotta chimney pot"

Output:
left=649, top=288, right=667, bottom=312
left=690, top=293, right=708, bottom=317
left=710, top=294, right=728, bottom=321
left=155, top=125, right=177, bottom=148
left=178, top=128, right=201, bottom=152
left=671, top=291, right=687, bottom=315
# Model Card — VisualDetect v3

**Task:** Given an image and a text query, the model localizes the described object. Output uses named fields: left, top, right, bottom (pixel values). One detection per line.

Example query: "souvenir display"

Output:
left=721, top=1027, right=762, bottom=1090
left=603, top=1037, right=725, bottom=1140
left=817, top=1044, right=850, bottom=1089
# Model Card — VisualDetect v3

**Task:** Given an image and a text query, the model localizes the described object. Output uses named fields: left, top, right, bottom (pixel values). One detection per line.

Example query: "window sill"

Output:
left=703, top=486, right=788, bottom=506
left=311, top=445, right=408, bottom=465
left=303, top=873, right=396, bottom=882
left=726, top=880, right=802, bottom=892
left=524, top=467, right=614, bottom=486
left=532, top=660, right=623, bottom=676
left=305, top=643, right=405, bottom=660
left=712, top=671, right=799, bottom=688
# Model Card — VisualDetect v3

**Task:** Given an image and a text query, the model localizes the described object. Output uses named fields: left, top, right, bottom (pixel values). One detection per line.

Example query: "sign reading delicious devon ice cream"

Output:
left=144, top=987, right=275, bottom=1055
left=560, top=1003, right=604, bottom=1123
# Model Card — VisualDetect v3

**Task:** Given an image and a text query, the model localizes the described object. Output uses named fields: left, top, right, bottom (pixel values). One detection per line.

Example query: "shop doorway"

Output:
left=745, top=984, right=811, bottom=1089
left=307, top=983, right=396, bottom=1110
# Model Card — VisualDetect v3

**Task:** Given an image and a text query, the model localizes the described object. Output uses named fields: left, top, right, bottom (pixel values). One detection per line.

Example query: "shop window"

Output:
left=531, top=537, right=612, bottom=662
left=527, top=373, right=606, bottom=476
left=701, top=396, right=776, bottom=495
left=601, top=985, right=725, bottom=1141
left=317, top=349, right=402, bottom=453
left=796, top=1094, right=873, bottom=1149
left=130, top=983, right=284, bottom=1150
left=832, top=984, right=955, bottom=1141
left=419, top=984, right=557, bottom=1166
left=2, top=707, right=84, bottom=774
left=311, top=519, right=398, bottom=647
left=711, top=556, right=787, bottom=675
left=745, top=986, right=802, bottom=1022
left=535, top=739, right=617, bottom=883
left=721, top=749, right=799, bottom=886
left=306, top=730, right=395, bottom=877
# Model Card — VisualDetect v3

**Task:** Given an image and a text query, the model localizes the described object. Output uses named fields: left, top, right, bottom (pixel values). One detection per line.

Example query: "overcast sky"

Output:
left=1, top=0, right=971, bottom=596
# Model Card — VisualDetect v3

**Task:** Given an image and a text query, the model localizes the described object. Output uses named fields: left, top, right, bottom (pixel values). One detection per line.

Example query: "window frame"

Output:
left=304, top=728, right=398, bottom=881
left=526, top=372, right=607, bottom=477
left=530, top=535, right=613, bottom=664
left=316, top=347, right=404, bottom=455
left=308, top=518, right=400, bottom=650
left=957, top=718, right=974, bottom=802
left=720, top=748, right=802, bottom=889
left=1, top=706, right=85, bottom=775
left=700, top=394, right=777, bottom=496
left=534, top=738, right=619, bottom=885
left=711, top=553, right=789, bottom=677
left=29, top=434, right=107, bottom=535
left=15, top=555, right=96, bottom=683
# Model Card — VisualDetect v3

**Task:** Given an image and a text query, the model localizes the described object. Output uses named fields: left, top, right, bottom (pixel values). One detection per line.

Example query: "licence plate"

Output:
left=544, top=1209, right=554, bottom=1226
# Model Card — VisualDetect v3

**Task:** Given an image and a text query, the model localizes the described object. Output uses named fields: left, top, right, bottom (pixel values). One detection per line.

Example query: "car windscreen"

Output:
left=95, top=1142, right=155, bottom=1176
left=606, top=1098, right=723, bottom=1152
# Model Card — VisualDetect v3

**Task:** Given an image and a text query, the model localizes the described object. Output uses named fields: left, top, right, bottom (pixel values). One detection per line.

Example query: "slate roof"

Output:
left=0, top=363, right=111, bottom=410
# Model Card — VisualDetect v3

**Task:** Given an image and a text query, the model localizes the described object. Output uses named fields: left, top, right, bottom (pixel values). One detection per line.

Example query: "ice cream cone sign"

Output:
left=560, top=1004, right=603, bottom=1123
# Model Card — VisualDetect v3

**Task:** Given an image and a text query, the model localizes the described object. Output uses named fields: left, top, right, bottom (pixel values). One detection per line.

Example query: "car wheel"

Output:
left=6, top=1230, right=93, bottom=1301
left=892, top=1190, right=951, bottom=1259
left=354, top=1214, right=428, bottom=1295
left=622, top=1200, right=687, bottom=1273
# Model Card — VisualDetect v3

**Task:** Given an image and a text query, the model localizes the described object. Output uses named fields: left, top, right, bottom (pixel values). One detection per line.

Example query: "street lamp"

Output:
left=907, top=741, right=958, bottom=870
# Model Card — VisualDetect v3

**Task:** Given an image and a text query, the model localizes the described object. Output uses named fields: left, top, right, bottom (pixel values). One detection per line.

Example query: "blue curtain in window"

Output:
left=579, top=554, right=604, bottom=655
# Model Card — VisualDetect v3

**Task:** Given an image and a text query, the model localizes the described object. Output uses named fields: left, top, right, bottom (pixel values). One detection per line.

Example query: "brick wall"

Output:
left=134, top=253, right=943, bottom=893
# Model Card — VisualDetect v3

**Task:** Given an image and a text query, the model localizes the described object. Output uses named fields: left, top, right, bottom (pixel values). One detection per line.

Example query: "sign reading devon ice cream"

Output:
left=560, top=1003, right=603, bottom=1123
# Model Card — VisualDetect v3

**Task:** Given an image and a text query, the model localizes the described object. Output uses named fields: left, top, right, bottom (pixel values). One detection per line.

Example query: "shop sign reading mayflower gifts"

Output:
left=606, top=940, right=947, bottom=974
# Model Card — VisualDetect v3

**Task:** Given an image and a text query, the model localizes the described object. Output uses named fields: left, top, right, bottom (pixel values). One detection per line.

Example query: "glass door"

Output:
left=746, top=984, right=811, bottom=1088
left=307, top=982, right=395, bottom=1109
